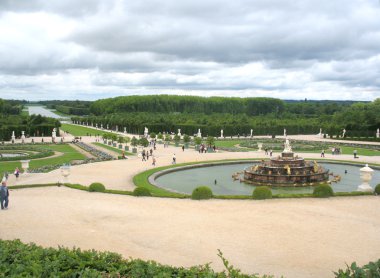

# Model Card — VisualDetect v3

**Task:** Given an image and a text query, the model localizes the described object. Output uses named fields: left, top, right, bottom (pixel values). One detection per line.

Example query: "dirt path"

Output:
left=69, top=143, right=96, bottom=159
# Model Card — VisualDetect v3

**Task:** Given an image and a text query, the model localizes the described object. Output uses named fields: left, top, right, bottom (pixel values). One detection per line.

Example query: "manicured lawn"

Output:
left=60, top=123, right=115, bottom=137
left=215, top=140, right=251, bottom=148
left=92, top=142, right=134, bottom=156
left=0, top=144, right=86, bottom=173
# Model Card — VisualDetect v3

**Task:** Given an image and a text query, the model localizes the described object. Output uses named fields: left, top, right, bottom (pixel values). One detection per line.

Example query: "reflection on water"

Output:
left=155, top=162, right=380, bottom=195
left=28, top=106, right=68, bottom=119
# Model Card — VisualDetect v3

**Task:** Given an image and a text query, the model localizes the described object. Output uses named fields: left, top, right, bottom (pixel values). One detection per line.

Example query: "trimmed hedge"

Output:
left=192, top=186, right=213, bottom=200
left=133, top=187, right=151, bottom=197
left=252, top=186, right=272, bottom=200
left=89, top=182, right=106, bottom=192
left=375, top=184, right=380, bottom=195
left=313, top=184, right=334, bottom=198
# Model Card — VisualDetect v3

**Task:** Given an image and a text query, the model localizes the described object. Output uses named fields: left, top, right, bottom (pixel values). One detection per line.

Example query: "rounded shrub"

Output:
left=375, top=184, right=380, bottom=195
left=89, top=182, right=106, bottom=192
left=252, top=186, right=272, bottom=200
left=313, top=184, right=334, bottom=198
left=133, top=187, right=151, bottom=197
left=191, top=186, right=213, bottom=200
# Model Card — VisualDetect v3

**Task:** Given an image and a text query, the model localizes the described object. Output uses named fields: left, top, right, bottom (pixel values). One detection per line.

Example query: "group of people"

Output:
left=198, top=144, right=216, bottom=153
left=141, top=148, right=156, bottom=166
left=264, top=148, right=273, bottom=156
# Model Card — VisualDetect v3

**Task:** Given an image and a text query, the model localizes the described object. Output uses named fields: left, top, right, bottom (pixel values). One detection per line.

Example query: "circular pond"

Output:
left=154, top=162, right=380, bottom=195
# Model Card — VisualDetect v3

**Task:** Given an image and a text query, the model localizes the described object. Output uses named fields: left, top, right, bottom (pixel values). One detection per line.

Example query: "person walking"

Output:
left=354, top=150, right=358, bottom=159
left=152, top=156, right=156, bottom=166
left=14, top=167, right=20, bottom=179
left=182, top=145, right=185, bottom=152
left=0, top=181, right=9, bottom=210
left=172, top=153, right=176, bottom=164
left=321, top=149, right=325, bottom=158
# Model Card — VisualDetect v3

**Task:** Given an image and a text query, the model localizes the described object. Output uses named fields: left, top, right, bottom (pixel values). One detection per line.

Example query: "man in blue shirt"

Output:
left=0, top=181, right=9, bottom=210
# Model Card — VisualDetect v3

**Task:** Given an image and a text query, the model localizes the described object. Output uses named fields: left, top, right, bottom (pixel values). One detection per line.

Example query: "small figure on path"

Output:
left=0, top=181, right=9, bottom=210
left=321, top=149, right=325, bottom=158
left=142, top=150, right=146, bottom=161
left=214, top=179, right=217, bottom=185
left=14, top=167, right=20, bottom=179
left=172, top=154, right=176, bottom=164
left=152, top=156, right=156, bottom=166
left=270, top=149, right=273, bottom=157
left=353, top=150, right=358, bottom=159
left=182, top=145, right=185, bottom=152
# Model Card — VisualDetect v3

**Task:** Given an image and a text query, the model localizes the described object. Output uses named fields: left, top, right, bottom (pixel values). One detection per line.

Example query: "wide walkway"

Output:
left=2, top=131, right=380, bottom=278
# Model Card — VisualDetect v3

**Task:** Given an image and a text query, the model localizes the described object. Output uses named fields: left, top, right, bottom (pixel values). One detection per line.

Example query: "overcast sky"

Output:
left=0, top=0, right=379, bottom=101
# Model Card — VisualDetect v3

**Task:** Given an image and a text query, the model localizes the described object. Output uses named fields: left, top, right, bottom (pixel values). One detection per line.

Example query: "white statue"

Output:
left=221, top=129, right=223, bottom=138
left=11, top=131, right=15, bottom=143
left=376, top=128, right=379, bottom=138
left=197, top=129, right=201, bottom=138
left=144, top=127, right=149, bottom=137
left=250, top=129, right=253, bottom=137
left=116, top=125, right=118, bottom=132
left=342, top=129, right=346, bottom=138
left=283, top=138, right=292, bottom=153
left=124, top=127, right=127, bottom=134
left=101, top=124, right=103, bottom=129
left=107, top=124, right=109, bottom=130
left=95, top=123, right=98, bottom=129
left=177, top=129, right=181, bottom=136
left=284, top=128, right=287, bottom=137
left=21, top=131, right=25, bottom=143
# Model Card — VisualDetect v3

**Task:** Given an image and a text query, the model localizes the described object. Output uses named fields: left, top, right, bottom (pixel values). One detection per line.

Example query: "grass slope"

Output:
left=60, top=123, right=115, bottom=137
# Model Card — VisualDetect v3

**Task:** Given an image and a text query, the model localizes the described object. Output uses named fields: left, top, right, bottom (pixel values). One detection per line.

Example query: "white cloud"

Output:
left=0, top=0, right=379, bottom=100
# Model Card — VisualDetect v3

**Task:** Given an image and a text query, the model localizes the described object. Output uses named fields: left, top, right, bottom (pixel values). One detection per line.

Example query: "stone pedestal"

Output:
left=20, top=160, right=30, bottom=174
left=357, top=164, right=374, bottom=192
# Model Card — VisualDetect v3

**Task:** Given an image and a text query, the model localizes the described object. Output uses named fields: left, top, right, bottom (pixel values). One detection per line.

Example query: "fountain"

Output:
left=243, top=139, right=329, bottom=186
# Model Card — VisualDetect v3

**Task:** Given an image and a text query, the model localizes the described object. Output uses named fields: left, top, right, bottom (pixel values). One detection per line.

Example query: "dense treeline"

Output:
left=72, top=95, right=379, bottom=137
left=73, top=112, right=341, bottom=137
left=0, top=98, right=24, bottom=115
left=39, top=100, right=91, bottom=115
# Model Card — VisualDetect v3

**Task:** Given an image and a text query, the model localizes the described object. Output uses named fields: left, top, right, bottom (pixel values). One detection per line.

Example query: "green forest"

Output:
left=70, top=95, right=379, bottom=137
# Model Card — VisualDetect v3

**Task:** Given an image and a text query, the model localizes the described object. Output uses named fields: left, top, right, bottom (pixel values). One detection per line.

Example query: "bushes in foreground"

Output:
left=375, top=184, right=380, bottom=195
left=313, top=184, right=334, bottom=198
left=89, top=182, right=106, bottom=192
left=0, top=239, right=265, bottom=278
left=334, top=260, right=380, bottom=277
left=192, top=186, right=213, bottom=200
left=133, top=187, right=151, bottom=197
left=252, top=186, right=272, bottom=200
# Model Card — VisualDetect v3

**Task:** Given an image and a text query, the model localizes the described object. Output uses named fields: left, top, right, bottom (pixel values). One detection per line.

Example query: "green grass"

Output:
left=60, top=123, right=115, bottom=137
left=215, top=140, right=251, bottom=148
left=47, top=109, right=71, bottom=117
left=0, top=144, right=86, bottom=173
left=92, top=142, right=134, bottom=156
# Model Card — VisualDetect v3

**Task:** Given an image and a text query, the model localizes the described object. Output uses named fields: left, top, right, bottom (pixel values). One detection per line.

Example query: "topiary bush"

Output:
left=133, top=187, right=151, bottom=197
left=313, top=184, right=334, bottom=198
left=191, top=186, right=213, bottom=200
left=375, top=184, right=380, bottom=195
left=252, top=186, right=272, bottom=200
left=89, top=182, right=106, bottom=192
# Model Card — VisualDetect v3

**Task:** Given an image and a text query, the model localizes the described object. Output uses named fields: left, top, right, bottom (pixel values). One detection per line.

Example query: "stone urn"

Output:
left=20, top=160, right=30, bottom=173
left=257, top=143, right=263, bottom=152
left=357, top=164, right=374, bottom=192
left=60, top=165, right=71, bottom=184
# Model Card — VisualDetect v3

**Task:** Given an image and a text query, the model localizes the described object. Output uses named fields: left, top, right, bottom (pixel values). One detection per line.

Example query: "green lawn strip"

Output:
left=92, top=142, right=134, bottom=156
left=0, top=144, right=86, bottom=173
left=47, top=109, right=72, bottom=117
left=60, top=123, right=115, bottom=137
left=9, top=183, right=58, bottom=189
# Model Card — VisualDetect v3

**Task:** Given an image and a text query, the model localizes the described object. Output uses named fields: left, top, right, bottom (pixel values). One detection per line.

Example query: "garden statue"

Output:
left=197, top=129, right=201, bottom=138
left=11, top=131, right=15, bottom=143
left=284, top=128, right=287, bottom=137
left=221, top=129, right=223, bottom=138
left=96, top=123, right=98, bottom=129
left=107, top=124, right=109, bottom=130
left=52, top=128, right=57, bottom=143
left=124, top=127, right=127, bottom=133
left=178, top=129, right=181, bottom=136
left=21, top=131, right=25, bottom=144
left=116, top=125, right=118, bottom=132
left=144, top=127, right=149, bottom=137
left=377, top=128, right=379, bottom=138
left=250, top=129, right=253, bottom=137
left=342, top=129, right=346, bottom=138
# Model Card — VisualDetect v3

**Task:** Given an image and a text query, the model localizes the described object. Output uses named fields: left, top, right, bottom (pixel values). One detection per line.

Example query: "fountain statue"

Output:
left=358, top=164, right=374, bottom=192
left=243, top=138, right=329, bottom=186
